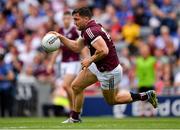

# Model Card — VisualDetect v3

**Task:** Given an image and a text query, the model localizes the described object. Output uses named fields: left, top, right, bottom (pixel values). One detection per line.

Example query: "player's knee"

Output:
left=63, top=85, right=70, bottom=91
left=71, top=83, right=82, bottom=94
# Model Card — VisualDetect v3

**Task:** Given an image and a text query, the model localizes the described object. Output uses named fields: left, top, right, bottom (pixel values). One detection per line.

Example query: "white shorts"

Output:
left=61, top=61, right=81, bottom=76
left=88, top=63, right=123, bottom=90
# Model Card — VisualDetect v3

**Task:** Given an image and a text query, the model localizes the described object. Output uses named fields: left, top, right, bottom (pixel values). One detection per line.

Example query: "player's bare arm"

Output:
left=47, top=49, right=61, bottom=73
left=80, top=46, right=90, bottom=59
left=81, top=36, right=109, bottom=68
left=49, top=31, right=84, bottom=53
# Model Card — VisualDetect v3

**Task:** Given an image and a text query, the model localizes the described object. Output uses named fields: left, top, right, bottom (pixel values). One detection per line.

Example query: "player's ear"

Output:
left=84, top=16, right=90, bottom=21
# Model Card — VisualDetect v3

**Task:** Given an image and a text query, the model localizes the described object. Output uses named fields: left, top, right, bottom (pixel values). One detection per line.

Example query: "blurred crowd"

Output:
left=0, top=0, right=180, bottom=116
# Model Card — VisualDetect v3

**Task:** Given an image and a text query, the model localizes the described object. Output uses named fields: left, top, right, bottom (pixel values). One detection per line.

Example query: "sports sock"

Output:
left=71, top=111, right=80, bottom=120
left=140, top=92, right=149, bottom=101
left=130, top=92, right=148, bottom=101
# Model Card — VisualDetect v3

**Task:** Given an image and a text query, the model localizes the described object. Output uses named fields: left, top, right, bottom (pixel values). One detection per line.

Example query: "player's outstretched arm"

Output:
left=48, top=31, right=84, bottom=53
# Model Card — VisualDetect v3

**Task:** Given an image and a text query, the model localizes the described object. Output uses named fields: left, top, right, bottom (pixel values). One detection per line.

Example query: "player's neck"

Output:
left=64, top=25, right=70, bottom=29
left=86, top=19, right=94, bottom=24
left=84, top=19, right=94, bottom=30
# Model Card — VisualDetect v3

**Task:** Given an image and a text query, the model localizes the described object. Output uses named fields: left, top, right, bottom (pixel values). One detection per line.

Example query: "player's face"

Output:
left=63, top=15, right=72, bottom=28
left=140, top=45, right=150, bottom=58
left=73, top=13, right=87, bottom=30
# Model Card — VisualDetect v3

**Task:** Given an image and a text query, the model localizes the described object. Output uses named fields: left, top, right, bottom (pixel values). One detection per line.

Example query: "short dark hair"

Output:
left=72, top=7, right=92, bottom=18
left=64, top=11, right=71, bottom=16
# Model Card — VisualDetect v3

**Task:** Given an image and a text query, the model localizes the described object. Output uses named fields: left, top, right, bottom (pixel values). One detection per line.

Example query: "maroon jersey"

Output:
left=59, top=26, right=79, bottom=62
left=81, top=20, right=119, bottom=72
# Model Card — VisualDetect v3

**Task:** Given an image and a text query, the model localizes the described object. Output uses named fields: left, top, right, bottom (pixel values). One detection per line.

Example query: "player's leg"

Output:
left=101, top=65, right=158, bottom=108
left=102, top=88, right=132, bottom=105
left=102, top=88, right=149, bottom=104
left=102, top=88, right=158, bottom=108
left=62, top=68, right=98, bottom=123
left=62, top=74, right=76, bottom=109
left=71, top=68, right=98, bottom=113
left=61, top=61, right=81, bottom=110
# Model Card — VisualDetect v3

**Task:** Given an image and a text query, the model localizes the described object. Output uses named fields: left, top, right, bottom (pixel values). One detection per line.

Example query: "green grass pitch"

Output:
left=0, top=117, right=180, bottom=130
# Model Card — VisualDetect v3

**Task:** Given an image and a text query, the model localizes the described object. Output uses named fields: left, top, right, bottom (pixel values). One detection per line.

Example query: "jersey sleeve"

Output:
left=84, top=27, right=102, bottom=45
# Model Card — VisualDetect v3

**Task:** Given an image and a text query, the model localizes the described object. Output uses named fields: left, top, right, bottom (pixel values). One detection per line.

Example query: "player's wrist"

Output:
left=89, top=57, right=94, bottom=63
left=58, top=34, right=63, bottom=40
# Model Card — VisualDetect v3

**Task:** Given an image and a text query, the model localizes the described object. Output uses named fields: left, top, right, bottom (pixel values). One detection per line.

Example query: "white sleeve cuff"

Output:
left=91, top=36, right=102, bottom=45
left=78, top=36, right=84, bottom=40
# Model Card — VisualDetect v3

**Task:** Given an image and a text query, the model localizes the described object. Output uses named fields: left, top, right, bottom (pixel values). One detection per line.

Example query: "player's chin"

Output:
left=77, top=28, right=81, bottom=31
left=76, top=26, right=83, bottom=31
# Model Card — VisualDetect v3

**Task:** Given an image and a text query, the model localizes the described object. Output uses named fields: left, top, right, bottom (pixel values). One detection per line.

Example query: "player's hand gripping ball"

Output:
left=41, top=33, right=61, bottom=53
